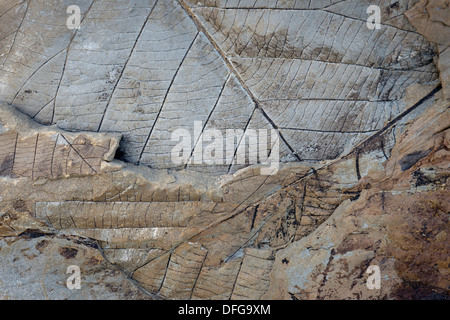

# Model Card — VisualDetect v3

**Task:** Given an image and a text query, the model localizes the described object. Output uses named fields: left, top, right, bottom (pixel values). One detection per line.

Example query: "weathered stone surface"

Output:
left=264, top=91, right=449, bottom=300
left=405, top=0, right=450, bottom=45
left=0, top=0, right=448, bottom=300
left=0, top=234, right=150, bottom=299
left=1, top=0, right=441, bottom=172
left=186, top=0, right=439, bottom=161
left=438, top=46, right=450, bottom=98
left=405, top=0, right=450, bottom=98
left=0, top=104, right=120, bottom=179
left=35, top=201, right=235, bottom=249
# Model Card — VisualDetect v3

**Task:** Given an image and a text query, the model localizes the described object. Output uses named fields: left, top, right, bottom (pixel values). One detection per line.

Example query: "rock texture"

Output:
left=0, top=234, right=150, bottom=299
left=405, top=0, right=450, bottom=99
left=265, top=91, right=449, bottom=299
left=0, top=106, right=120, bottom=179
left=0, top=0, right=449, bottom=300
left=0, top=0, right=441, bottom=171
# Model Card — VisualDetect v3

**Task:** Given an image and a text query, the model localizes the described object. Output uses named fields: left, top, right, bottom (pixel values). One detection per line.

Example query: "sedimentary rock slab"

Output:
left=0, top=104, right=120, bottom=179
left=405, top=0, right=450, bottom=98
left=0, top=234, right=150, bottom=299
left=1, top=0, right=440, bottom=172
left=0, top=0, right=448, bottom=301
left=99, top=0, right=199, bottom=163
left=35, top=200, right=237, bottom=249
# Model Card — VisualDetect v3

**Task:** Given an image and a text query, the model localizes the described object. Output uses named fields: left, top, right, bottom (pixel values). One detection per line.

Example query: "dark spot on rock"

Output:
left=72, top=237, right=98, bottom=249
left=97, top=92, right=109, bottom=101
left=412, top=170, right=432, bottom=187
left=392, top=281, right=450, bottom=300
left=132, top=106, right=146, bottom=114
left=390, top=2, right=399, bottom=9
left=114, top=145, right=127, bottom=162
left=21, top=230, right=52, bottom=239
left=24, top=90, right=32, bottom=93
left=282, top=258, right=289, bottom=265
left=87, top=256, right=102, bottom=267
left=35, top=239, right=49, bottom=253
left=13, top=199, right=28, bottom=212
left=399, top=149, right=432, bottom=171
left=105, top=283, right=119, bottom=293
left=59, top=246, right=78, bottom=259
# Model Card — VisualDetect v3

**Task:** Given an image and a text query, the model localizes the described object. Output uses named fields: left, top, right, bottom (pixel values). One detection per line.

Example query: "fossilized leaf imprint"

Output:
left=0, top=0, right=439, bottom=173
left=0, top=0, right=444, bottom=300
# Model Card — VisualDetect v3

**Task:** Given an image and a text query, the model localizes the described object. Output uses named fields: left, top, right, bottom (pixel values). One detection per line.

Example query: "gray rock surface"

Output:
left=0, top=0, right=448, bottom=300
left=0, top=234, right=150, bottom=299
left=1, top=0, right=440, bottom=172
